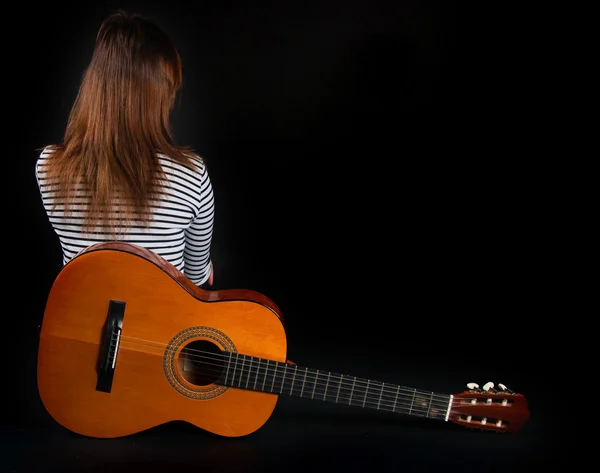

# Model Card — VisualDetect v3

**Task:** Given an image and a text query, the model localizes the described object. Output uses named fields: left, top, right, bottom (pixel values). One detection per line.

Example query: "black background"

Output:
left=6, top=1, right=566, bottom=471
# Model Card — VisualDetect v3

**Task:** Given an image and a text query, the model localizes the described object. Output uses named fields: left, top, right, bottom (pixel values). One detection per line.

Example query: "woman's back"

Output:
left=36, top=147, right=215, bottom=286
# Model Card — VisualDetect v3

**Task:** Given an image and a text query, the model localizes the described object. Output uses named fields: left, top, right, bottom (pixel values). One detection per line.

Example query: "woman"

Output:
left=35, top=10, right=214, bottom=286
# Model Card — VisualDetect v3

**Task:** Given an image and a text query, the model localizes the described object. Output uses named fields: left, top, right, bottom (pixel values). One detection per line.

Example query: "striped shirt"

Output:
left=35, top=148, right=214, bottom=286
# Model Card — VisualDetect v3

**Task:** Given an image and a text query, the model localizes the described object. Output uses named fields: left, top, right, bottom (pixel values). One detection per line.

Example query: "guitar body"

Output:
left=37, top=243, right=288, bottom=439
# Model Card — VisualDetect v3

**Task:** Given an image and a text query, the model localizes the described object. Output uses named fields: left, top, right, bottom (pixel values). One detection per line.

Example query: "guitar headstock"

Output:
left=448, top=382, right=530, bottom=433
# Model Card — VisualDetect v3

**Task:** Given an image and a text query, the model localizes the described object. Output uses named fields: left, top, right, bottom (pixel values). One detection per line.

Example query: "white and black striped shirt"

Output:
left=35, top=148, right=214, bottom=286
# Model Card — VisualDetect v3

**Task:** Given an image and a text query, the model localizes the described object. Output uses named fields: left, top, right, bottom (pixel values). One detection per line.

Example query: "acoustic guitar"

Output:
left=37, top=242, right=530, bottom=439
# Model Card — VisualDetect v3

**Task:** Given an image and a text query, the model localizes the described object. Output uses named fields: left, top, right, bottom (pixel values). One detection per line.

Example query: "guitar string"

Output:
left=114, top=346, right=449, bottom=419
left=110, top=334, right=456, bottom=407
left=114, top=335, right=453, bottom=403
left=105, top=335, right=497, bottom=419
left=113, top=335, right=486, bottom=405
left=117, top=342, right=496, bottom=422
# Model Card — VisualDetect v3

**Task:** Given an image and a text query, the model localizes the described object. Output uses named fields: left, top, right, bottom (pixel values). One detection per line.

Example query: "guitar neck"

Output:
left=216, top=352, right=452, bottom=422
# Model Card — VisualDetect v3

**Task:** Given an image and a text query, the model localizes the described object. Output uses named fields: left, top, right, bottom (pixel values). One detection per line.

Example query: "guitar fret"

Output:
left=290, top=366, right=297, bottom=394
left=349, top=377, right=356, bottom=405
left=300, top=367, right=308, bottom=397
left=277, top=362, right=287, bottom=393
left=270, top=363, right=277, bottom=392
left=323, top=372, right=331, bottom=401
left=336, top=375, right=343, bottom=403
left=426, top=392, right=434, bottom=417
left=254, top=358, right=260, bottom=389
left=230, top=355, right=239, bottom=387
left=262, top=360, right=269, bottom=391
left=408, top=388, right=416, bottom=415
left=245, top=356, right=252, bottom=389
left=304, top=367, right=315, bottom=398
left=245, top=357, right=251, bottom=389
left=392, top=385, right=400, bottom=412
left=254, top=358, right=260, bottom=390
left=258, top=358, right=265, bottom=391
left=311, top=370, right=319, bottom=399
left=224, top=352, right=232, bottom=385
left=280, top=364, right=288, bottom=394
left=377, top=382, right=384, bottom=410
left=363, top=380, right=370, bottom=407
left=238, top=355, right=246, bottom=387
left=325, top=372, right=341, bottom=403
left=263, top=360, right=271, bottom=391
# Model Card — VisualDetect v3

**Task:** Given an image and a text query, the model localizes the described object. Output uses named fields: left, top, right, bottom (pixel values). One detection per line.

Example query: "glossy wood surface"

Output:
left=79, top=241, right=284, bottom=314
left=37, top=242, right=288, bottom=438
left=448, top=391, right=530, bottom=433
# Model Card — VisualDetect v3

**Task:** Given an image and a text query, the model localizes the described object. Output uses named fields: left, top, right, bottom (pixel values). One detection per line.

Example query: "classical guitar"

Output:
left=37, top=242, right=530, bottom=439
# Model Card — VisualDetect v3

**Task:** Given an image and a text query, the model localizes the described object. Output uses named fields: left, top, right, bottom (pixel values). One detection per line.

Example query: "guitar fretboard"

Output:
left=216, top=352, right=452, bottom=421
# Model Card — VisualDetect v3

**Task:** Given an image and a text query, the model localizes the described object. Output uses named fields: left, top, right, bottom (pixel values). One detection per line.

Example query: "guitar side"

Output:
left=37, top=243, right=288, bottom=439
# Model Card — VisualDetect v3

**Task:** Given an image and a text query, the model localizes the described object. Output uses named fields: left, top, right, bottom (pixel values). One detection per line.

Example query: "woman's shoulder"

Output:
left=38, top=145, right=57, bottom=160
left=35, top=145, right=57, bottom=174
left=158, top=151, right=208, bottom=177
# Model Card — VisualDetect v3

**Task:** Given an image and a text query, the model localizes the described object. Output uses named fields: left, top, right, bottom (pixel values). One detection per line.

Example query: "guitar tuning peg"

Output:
left=498, top=383, right=514, bottom=394
left=467, top=382, right=480, bottom=391
left=482, top=381, right=495, bottom=392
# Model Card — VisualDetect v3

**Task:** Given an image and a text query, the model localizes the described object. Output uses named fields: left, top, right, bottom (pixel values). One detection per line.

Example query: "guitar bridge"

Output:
left=96, top=300, right=126, bottom=393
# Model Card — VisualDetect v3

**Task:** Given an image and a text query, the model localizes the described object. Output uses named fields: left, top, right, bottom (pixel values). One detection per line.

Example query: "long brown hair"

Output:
left=42, top=10, right=197, bottom=234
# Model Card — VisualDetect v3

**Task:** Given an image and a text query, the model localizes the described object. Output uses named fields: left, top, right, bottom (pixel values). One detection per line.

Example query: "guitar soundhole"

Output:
left=177, top=340, right=225, bottom=387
